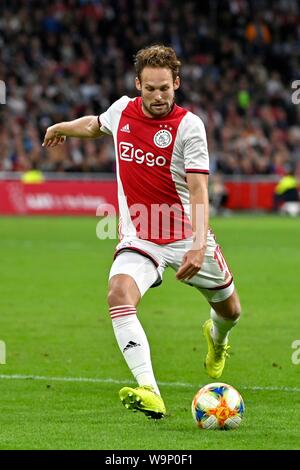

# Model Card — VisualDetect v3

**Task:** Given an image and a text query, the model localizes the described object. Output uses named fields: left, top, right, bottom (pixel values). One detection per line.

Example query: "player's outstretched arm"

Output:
left=42, top=116, right=104, bottom=147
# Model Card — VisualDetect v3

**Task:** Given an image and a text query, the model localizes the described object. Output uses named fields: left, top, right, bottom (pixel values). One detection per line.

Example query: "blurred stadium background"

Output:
left=1, top=0, right=300, bottom=451
left=0, top=0, right=300, bottom=215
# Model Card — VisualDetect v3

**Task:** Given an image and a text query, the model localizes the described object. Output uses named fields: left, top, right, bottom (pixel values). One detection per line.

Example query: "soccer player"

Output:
left=43, top=45, right=241, bottom=419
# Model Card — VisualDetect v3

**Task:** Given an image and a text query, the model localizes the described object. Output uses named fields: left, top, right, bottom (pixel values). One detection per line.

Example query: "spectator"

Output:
left=21, top=161, right=45, bottom=184
left=0, top=0, right=299, bottom=176
left=209, top=174, right=230, bottom=216
left=273, top=168, right=300, bottom=216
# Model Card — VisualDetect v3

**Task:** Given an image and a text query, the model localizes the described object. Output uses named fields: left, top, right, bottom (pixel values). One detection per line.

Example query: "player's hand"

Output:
left=42, top=126, right=66, bottom=148
left=176, top=249, right=205, bottom=281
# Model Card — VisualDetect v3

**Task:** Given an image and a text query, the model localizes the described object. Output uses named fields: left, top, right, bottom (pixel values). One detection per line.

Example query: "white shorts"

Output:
left=109, top=232, right=235, bottom=303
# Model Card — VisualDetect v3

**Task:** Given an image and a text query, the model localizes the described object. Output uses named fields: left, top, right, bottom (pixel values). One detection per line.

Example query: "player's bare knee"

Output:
left=211, top=292, right=241, bottom=321
left=231, top=304, right=241, bottom=321
left=108, top=285, right=128, bottom=307
left=233, top=295, right=242, bottom=319
left=227, top=290, right=242, bottom=320
left=226, top=297, right=241, bottom=321
left=219, top=308, right=240, bottom=321
left=107, top=275, right=139, bottom=307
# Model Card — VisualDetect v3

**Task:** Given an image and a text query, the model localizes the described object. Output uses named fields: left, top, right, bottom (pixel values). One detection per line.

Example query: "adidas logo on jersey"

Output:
left=120, top=123, right=130, bottom=133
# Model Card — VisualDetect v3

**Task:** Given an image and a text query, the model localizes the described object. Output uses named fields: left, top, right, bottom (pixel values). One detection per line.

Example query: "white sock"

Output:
left=109, top=305, right=160, bottom=395
left=210, top=308, right=239, bottom=345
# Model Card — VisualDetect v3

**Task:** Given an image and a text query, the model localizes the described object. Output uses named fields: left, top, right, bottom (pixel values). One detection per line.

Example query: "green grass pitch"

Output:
left=0, top=215, right=299, bottom=450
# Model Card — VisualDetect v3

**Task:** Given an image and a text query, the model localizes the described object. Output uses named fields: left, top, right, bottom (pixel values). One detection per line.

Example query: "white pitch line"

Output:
left=0, top=374, right=299, bottom=393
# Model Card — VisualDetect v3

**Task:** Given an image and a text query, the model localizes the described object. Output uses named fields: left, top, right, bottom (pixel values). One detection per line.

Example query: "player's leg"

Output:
left=108, top=269, right=159, bottom=394
left=108, top=251, right=166, bottom=418
left=168, top=235, right=241, bottom=379
left=202, top=285, right=241, bottom=379
left=209, top=287, right=241, bottom=345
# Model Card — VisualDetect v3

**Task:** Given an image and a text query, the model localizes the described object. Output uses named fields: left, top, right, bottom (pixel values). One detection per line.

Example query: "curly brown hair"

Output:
left=134, top=45, right=181, bottom=82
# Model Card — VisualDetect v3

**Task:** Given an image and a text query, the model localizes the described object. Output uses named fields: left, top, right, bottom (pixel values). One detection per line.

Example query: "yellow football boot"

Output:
left=203, top=319, right=230, bottom=379
left=119, top=385, right=166, bottom=419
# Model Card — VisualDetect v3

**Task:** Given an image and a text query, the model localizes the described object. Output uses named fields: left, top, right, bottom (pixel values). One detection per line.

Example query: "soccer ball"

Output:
left=191, top=382, right=245, bottom=430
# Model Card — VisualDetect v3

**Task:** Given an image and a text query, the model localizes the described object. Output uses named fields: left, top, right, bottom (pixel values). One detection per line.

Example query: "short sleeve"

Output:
left=182, top=113, right=209, bottom=174
left=98, top=96, right=131, bottom=135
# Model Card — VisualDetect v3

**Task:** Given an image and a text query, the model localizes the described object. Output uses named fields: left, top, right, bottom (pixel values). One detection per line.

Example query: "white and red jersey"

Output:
left=99, top=96, right=209, bottom=244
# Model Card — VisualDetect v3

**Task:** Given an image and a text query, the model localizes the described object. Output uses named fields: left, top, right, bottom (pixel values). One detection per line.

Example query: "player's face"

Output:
left=136, top=67, right=180, bottom=118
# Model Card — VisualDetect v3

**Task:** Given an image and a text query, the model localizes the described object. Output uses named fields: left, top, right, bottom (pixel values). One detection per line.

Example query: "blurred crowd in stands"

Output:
left=1, top=0, right=300, bottom=176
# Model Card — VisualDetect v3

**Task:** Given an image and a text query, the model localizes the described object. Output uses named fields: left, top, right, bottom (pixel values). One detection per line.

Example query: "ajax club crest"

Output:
left=153, top=129, right=172, bottom=148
